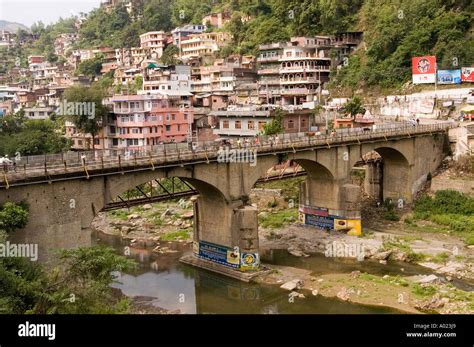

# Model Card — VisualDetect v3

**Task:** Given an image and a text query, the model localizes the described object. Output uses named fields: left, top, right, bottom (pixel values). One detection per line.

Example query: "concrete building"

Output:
left=257, top=34, right=363, bottom=107
left=0, top=30, right=14, bottom=47
left=202, top=12, right=231, bottom=28
left=211, top=107, right=271, bottom=137
left=22, top=106, right=55, bottom=120
left=171, top=24, right=206, bottom=52
left=139, top=31, right=168, bottom=60
left=111, top=92, right=193, bottom=147
left=143, top=65, right=191, bottom=93
left=180, top=32, right=230, bottom=61
left=54, top=33, right=78, bottom=56
left=192, top=58, right=257, bottom=110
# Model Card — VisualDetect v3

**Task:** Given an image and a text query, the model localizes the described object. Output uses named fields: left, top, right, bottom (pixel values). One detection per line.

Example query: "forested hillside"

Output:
left=19, top=0, right=474, bottom=90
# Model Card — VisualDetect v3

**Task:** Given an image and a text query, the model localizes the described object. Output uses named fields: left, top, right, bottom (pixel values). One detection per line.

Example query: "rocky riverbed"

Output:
left=91, top=187, right=473, bottom=314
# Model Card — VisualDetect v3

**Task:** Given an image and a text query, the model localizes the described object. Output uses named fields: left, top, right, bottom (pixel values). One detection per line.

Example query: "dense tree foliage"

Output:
left=0, top=202, right=28, bottom=234
left=0, top=113, right=71, bottom=156
left=0, top=202, right=135, bottom=314
left=332, top=0, right=474, bottom=90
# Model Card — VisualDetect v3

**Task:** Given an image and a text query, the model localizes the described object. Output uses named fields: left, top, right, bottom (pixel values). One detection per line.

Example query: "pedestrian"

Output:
left=416, top=118, right=420, bottom=126
left=237, top=138, right=242, bottom=149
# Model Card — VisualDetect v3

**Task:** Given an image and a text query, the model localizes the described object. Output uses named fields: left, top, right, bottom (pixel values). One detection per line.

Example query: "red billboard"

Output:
left=412, top=56, right=436, bottom=84
left=461, top=67, right=474, bottom=82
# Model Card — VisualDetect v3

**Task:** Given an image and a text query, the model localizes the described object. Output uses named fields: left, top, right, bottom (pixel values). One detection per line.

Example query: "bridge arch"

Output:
left=351, top=145, right=411, bottom=202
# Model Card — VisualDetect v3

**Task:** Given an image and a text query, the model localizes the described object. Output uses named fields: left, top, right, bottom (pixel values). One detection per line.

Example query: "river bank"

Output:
left=91, top=187, right=473, bottom=314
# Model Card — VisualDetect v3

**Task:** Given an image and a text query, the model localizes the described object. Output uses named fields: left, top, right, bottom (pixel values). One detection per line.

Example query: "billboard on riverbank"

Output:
left=412, top=56, right=436, bottom=84
left=461, top=67, right=474, bottom=82
left=437, top=70, right=461, bottom=84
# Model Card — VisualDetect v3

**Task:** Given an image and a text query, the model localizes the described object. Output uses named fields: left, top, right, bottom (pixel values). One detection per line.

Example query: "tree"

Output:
left=262, top=108, right=284, bottom=135
left=160, top=45, right=180, bottom=65
left=64, top=85, right=110, bottom=150
left=76, top=53, right=104, bottom=79
left=0, top=119, right=71, bottom=156
left=344, top=96, right=366, bottom=116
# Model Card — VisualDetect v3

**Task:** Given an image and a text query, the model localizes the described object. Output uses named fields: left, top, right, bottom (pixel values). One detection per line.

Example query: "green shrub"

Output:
left=0, top=202, right=29, bottom=233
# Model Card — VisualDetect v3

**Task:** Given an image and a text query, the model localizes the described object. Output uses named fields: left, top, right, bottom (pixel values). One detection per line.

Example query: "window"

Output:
left=248, top=121, right=254, bottom=130
left=165, top=125, right=171, bottom=132
left=288, top=120, right=294, bottom=129
left=235, top=120, right=241, bottom=129
left=258, top=121, right=266, bottom=131
left=177, top=124, right=181, bottom=131
left=172, top=114, right=176, bottom=120
left=166, top=114, right=170, bottom=121
left=223, top=120, right=229, bottom=129
left=184, top=114, right=188, bottom=120
left=301, top=118, right=307, bottom=128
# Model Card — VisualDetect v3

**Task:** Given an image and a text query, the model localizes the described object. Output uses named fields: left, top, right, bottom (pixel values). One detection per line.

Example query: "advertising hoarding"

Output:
left=412, top=56, right=436, bottom=84
left=461, top=67, right=474, bottom=82
left=437, top=70, right=461, bottom=84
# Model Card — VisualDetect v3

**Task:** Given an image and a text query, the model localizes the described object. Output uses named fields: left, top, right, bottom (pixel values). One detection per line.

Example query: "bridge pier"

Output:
left=183, top=196, right=261, bottom=279
left=298, top=176, right=362, bottom=236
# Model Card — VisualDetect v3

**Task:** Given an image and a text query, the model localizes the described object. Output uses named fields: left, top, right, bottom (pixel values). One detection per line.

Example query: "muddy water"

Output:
left=93, top=231, right=403, bottom=314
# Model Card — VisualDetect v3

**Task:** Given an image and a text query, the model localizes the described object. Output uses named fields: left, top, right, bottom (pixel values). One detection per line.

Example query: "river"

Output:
left=93, top=230, right=406, bottom=314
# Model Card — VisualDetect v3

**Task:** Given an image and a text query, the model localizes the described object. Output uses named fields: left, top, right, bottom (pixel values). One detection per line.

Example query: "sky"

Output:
left=0, top=0, right=102, bottom=27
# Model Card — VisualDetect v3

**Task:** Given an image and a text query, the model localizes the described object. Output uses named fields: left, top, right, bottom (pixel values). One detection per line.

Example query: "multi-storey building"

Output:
left=257, top=42, right=286, bottom=105
left=180, top=32, right=230, bottom=61
left=171, top=24, right=206, bottom=53
left=143, top=65, right=191, bottom=93
left=257, top=34, right=362, bottom=108
left=139, top=31, right=168, bottom=60
left=192, top=57, right=256, bottom=110
left=111, top=92, right=193, bottom=147
left=54, top=33, right=78, bottom=56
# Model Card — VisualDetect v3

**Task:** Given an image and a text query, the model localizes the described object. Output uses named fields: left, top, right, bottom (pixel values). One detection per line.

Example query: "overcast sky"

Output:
left=0, top=0, right=102, bottom=27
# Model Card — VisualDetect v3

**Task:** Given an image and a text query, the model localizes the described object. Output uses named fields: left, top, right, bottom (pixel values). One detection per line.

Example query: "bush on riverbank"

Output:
left=413, top=190, right=474, bottom=245
left=0, top=204, right=137, bottom=314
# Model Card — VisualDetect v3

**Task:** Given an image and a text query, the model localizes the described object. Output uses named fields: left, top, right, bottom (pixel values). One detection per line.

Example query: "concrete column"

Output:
left=192, top=196, right=260, bottom=272
left=364, top=161, right=383, bottom=202
left=299, top=176, right=362, bottom=236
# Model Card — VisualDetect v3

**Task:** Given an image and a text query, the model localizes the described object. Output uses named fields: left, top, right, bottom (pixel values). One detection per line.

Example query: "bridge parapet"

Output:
left=1, top=122, right=452, bottom=189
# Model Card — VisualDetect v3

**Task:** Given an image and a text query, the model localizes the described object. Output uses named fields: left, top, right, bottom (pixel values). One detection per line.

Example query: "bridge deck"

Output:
left=1, top=123, right=451, bottom=189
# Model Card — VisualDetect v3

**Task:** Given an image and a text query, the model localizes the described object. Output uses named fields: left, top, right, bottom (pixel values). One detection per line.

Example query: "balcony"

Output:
left=280, top=78, right=320, bottom=84
left=258, top=79, right=281, bottom=85
left=257, top=68, right=280, bottom=74
left=280, top=66, right=331, bottom=73
left=280, top=88, right=314, bottom=95
left=257, top=56, right=281, bottom=63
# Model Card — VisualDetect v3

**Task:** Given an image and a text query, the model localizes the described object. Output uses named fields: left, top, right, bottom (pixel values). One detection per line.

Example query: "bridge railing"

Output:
left=2, top=122, right=454, bottom=182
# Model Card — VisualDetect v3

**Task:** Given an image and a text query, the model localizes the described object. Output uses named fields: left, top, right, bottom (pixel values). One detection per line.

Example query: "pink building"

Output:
left=111, top=92, right=193, bottom=148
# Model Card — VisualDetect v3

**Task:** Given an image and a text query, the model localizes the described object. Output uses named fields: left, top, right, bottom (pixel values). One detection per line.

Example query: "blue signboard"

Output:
left=305, top=214, right=334, bottom=230
left=198, top=240, right=240, bottom=269
left=437, top=70, right=461, bottom=84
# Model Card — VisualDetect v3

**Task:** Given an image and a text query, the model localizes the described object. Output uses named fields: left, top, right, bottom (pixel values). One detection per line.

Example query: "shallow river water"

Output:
left=93, top=231, right=408, bottom=314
